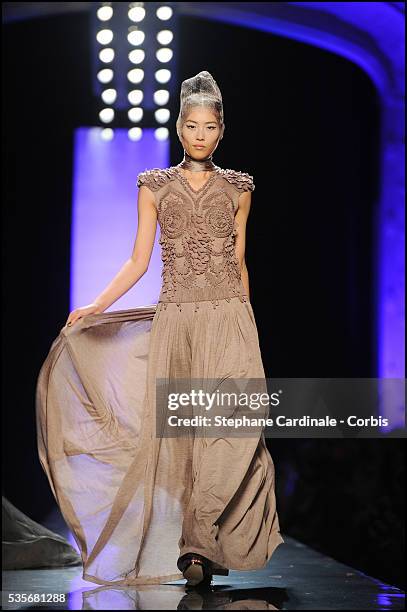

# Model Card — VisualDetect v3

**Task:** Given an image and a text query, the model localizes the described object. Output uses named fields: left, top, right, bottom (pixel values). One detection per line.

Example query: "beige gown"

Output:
left=35, top=164, right=284, bottom=586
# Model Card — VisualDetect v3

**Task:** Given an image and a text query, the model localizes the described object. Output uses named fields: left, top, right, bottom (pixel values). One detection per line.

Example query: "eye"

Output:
left=186, top=125, right=217, bottom=129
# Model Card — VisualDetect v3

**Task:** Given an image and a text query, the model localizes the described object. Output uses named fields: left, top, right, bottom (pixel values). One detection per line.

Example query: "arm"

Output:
left=93, top=185, right=158, bottom=312
left=234, top=190, right=252, bottom=302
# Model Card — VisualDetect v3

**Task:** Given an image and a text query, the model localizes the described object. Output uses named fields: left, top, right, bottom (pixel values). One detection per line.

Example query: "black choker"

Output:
left=177, top=150, right=216, bottom=172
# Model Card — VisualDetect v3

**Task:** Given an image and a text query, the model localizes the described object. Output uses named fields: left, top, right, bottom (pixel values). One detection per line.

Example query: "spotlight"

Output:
left=128, top=49, right=145, bottom=64
left=127, top=68, right=144, bottom=84
left=155, top=108, right=170, bottom=124
left=128, top=6, right=145, bottom=22
left=156, top=6, right=173, bottom=21
left=99, top=108, right=115, bottom=123
left=153, top=89, right=170, bottom=105
left=128, top=108, right=144, bottom=122
left=128, top=127, right=143, bottom=141
left=101, top=127, right=114, bottom=141
left=128, top=29, right=145, bottom=46
left=99, top=48, right=115, bottom=63
left=96, top=29, right=113, bottom=45
left=97, top=5, right=113, bottom=21
left=155, top=127, right=169, bottom=141
left=101, top=88, right=117, bottom=104
left=157, top=30, right=173, bottom=45
left=128, top=90, right=144, bottom=105
left=97, top=68, right=114, bottom=83
left=156, top=48, right=173, bottom=63
left=155, top=68, right=171, bottom=84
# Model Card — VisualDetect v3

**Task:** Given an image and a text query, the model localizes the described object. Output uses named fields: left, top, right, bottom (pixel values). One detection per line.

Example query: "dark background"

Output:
left=2, top=11, right=404, bottom=590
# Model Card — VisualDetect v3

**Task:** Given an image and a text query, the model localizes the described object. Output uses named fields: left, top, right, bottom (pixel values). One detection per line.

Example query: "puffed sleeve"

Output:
left=137, top=170, right=155, bottom=191
left=137, top=168, right=174, bottom=194
left=239, top=172, right=255, bottom=193
left=223, top=169, right=255, bottom=193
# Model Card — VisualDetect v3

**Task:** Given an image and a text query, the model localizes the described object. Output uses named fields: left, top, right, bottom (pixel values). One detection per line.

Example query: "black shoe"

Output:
left=177, top=553, right=213, bottom=587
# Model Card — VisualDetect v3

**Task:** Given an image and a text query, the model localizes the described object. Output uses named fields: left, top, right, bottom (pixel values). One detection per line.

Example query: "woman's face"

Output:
left=180, top=107, right=221, bottom=160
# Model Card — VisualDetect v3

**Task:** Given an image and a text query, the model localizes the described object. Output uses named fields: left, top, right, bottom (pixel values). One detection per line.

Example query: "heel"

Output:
left=212, top=567, right=229, bottom=575
left=177, top=553, right=213, bottom=587
left=211, top=561, right=229, bottom=576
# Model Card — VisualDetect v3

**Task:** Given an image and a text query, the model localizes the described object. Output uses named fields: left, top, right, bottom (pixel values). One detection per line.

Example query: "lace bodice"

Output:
left=137, top=164, right=255, bottom=309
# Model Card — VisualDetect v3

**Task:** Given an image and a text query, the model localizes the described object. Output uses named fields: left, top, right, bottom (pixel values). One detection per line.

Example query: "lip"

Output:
left=194, top=145, right=205, bottom=148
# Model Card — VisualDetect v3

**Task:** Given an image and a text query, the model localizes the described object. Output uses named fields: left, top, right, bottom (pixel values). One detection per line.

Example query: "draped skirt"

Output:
left=35, top=296, right=284, bottom=586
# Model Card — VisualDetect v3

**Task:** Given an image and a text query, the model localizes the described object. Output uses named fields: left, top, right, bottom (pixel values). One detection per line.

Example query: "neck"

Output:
left=178, top=150, right=216, bottom=172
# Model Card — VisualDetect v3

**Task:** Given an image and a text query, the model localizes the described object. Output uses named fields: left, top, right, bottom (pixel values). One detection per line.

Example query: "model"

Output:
left=35, top=70, right=284, bottom=588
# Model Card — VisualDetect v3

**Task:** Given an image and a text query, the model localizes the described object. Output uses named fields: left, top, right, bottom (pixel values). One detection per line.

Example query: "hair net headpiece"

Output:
left=176, top=70, right=225, bottom=141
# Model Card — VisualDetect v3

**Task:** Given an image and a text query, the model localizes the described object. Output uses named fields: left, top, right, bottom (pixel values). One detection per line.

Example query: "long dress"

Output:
left=35, top=164, right=284, bottom=586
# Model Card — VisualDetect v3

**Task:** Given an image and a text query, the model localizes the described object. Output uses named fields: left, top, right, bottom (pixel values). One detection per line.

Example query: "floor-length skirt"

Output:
left=35, top=297, right=284, bottom=586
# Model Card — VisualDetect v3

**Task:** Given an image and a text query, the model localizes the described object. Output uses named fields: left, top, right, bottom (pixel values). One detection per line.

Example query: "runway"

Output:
left=2, top=535, right=404, bottom=610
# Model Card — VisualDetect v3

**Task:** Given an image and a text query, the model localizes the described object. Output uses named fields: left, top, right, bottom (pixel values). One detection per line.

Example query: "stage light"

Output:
left=155, top=108, right=170, bottom=124
left=128, top=90, right=144, bottom=105
left=101, top=128, right=114, bottom=141
left=101, top=88, right=117, bottom=104
left=128, top=6, right=145, bottom=22
left=128, top=29, right=145, bottom=46
left=128, top=49, right=145, bottom=64
left=99, top=108, right=115, bottom=123
left=97, top=5, right=113, bottom=21
left=97, top=68, right=114, bottom=84
left=96, top=29, right=113, bottom=45
left=156, top=48, right=173, bottom=63
left=128, top=127, right=143, bottom=141
left=127, top=68, right=144, bottom=84
left=156, top=6, right=173, bottom=21
left=153, top=89, right=170, bottom=105
left=99, top=48, right=115, bottom=63
left=155, top=127, right=169, bottom=140
left=155, top=68, right=171, bottom=84
left=157, top=30, right=173, bottom=45
left=128, top=107, right=143, bottom=122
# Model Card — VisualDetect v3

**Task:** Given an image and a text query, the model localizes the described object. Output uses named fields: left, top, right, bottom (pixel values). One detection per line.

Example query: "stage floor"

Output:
left=2, top=535, right=405, bottom=610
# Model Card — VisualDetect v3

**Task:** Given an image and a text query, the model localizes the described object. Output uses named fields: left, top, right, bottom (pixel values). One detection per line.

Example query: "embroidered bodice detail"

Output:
left=137, top=165, right=255, bottom=310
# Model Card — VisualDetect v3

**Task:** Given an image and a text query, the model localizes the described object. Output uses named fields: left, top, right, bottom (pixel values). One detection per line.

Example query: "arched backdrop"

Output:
left=3, top=1, right=404, bottom=382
